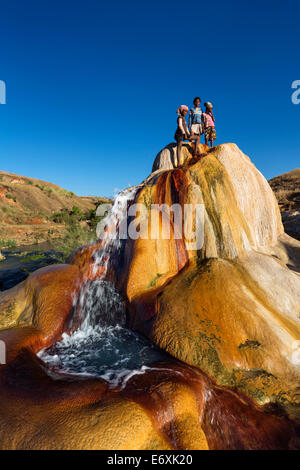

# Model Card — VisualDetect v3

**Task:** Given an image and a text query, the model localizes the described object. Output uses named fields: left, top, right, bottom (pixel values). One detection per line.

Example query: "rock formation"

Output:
left=269, top=168, right=300, bottom=241
left=0, top=142, right=299, bottom=449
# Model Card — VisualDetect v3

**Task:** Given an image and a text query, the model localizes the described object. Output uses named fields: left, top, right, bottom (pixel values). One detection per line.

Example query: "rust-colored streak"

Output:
left=0, top=349, right=108, bottom=406
left=170, top=170, right=189, bottom=272
left=171, top=169, right=186, bottom=197
left=200, top=382, right=300, bottom=450
left=0, top=340, right=299, bottom=449
left=121, top=360, right=300, bottom=450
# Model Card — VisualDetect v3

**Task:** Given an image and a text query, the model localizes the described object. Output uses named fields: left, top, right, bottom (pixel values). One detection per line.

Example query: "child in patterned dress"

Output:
left=202, top=102, right=216, bottom=147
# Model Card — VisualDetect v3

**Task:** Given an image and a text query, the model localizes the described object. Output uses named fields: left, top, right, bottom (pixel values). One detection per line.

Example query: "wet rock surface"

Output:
left=0, top=144, right=299, bottom=449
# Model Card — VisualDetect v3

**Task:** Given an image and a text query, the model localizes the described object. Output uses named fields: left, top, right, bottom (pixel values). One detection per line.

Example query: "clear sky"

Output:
left=0, top=0, right=299, bottom=197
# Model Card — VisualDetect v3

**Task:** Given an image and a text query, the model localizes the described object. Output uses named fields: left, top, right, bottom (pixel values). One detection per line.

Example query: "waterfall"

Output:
left=74, top=187, right=137, bottom=331
left=38, top=187, right=165, bottom=385
left=92, top=187, right=137, bottom=280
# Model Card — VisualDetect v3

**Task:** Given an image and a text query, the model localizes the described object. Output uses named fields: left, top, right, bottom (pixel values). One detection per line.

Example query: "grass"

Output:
left=51, top=221, right=95, bottom=262
left=0, top=238, right=17, bottom=249
left=35, top=184, right=53, bottom=197
left=56, top=188, right=75, bottom=198
left=21, top=253, right=47, bottom=262
left=5, top=194, right=16, bottom=202
left=50, top=203, right=107, bottom=262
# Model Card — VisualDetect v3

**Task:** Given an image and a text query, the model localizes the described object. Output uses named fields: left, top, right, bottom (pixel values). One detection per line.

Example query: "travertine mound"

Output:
left=123, top=143, right=300, bottom=411
left=0, top=143, right=299, bottom=449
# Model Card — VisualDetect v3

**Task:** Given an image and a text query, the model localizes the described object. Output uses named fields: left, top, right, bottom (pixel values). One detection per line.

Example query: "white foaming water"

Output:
left=76, top=187, right=137, bottom=330
left=39, top=188, right=167, bottom=386
left=92, top=187, right=137, bottom=279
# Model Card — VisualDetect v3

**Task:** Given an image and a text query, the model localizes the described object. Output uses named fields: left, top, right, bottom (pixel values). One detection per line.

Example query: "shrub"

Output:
left=51, top=219, right=94, bottom=263
left=51, top=206, right=84, bottom=224
left=5, top=194, right=16, bottom=202
left=84, top=206, right=106, bottom=230
left=0, top=238, right=17, bottom=249
left=35, top=184, right=53, bottom=197
left=49, top=203, right=107, bottom=262
left=70, top=206, right=84, bottom=219
left=51, top=208, right=70, bottom=224
left=21, top=253, right=46, bottom=262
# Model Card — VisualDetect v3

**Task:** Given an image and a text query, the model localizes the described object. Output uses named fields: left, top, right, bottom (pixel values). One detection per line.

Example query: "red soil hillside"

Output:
left=0, top=170, right=109, bottom=246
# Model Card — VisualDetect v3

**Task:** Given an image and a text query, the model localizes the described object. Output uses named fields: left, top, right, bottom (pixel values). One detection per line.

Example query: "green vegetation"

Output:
left=51, top=206, right=84, bottom=224
left=84, top=208, right=106, bottom=230
left=27, top=181, right=74, bottom=199
left=56, top=188, right=75, bottom=198
left=148, top=272, right=162, bottom=288
left=0, top=238, right=17, bottom=249
left=21, top=253, right=47, bottom=262
left=50, top=203, right=106, bottom=262
left=51, top=221, right=94, bottom=262
left=35, top=184, right=53, bottom=197
left=51, top=205, right=105, bottom=227
left=5, top=194, right=16, bottom=202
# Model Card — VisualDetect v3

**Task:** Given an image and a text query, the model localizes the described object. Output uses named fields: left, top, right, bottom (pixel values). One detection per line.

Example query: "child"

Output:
left=174, top=105, right=200, bottom=166
left=202, top=102, right=216, bottom=147
left=189, top=97, right=203, bottom=139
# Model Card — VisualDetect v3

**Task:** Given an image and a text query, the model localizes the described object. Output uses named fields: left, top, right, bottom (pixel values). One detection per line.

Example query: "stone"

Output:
left=122, top=143, right=300, bottom=414
left=0, top=142, right=299, bottom=449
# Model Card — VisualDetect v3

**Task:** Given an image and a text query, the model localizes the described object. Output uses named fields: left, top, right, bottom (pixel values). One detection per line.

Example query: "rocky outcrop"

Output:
left=281, top=210, right=300, bottom=241
left=122, top=143, right=300, bottom=412
left=269, top=168, right=300, bottom=212
left=152, top=143, right=209, bottom=172
left=0, top=143, right=299, bottom=449
left=269, top=168, right=300, bottom=241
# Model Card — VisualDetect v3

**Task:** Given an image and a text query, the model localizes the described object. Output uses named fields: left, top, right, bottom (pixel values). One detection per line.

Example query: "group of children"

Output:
left=175, top=97, right=216, bottom=166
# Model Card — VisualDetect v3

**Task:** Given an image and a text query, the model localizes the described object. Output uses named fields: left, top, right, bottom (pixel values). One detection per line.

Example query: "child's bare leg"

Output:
left=210, top=140, right=214, bottom=148
left=194, top=135, right=200, bottom=155
left=188, top=133, right=199, bottom=156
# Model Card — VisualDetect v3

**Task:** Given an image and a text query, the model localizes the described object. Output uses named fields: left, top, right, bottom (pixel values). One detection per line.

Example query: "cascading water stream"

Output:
left=39, top=188, right=166, bottom=386
left=75, top=187, right=137, bottom=330
left=92, top=187, right=137, bottom=279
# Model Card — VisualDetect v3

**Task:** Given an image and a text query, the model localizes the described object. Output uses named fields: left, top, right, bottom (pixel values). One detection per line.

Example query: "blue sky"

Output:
left=0, top=0, right=299, bottom=197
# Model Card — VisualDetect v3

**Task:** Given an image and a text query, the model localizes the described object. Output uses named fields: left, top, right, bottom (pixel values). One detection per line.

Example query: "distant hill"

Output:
left=269, top=168, right=300, bottom=211
left=0, top=170, right=109, bottom=246
left=269, top=168, right=300, bottom=240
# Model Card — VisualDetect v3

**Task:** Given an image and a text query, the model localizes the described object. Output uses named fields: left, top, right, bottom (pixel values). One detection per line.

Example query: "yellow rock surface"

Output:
left=0, top=142, right=299, bottom=448
left=0, top=264, right=81, bottom=361
left=124, top=143, right=300, bottom=412
left=0, top=350, right=209, bottom=450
